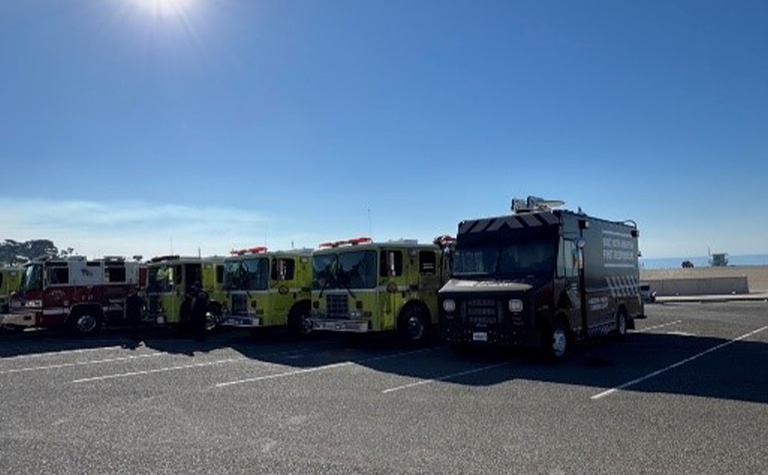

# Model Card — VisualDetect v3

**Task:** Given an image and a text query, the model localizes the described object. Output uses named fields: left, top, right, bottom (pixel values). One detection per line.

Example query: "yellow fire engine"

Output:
left=308, top=237, right=453, bottom=344
left=220, top=247, right=313, bottom=336
left=145, top=256, right=226, bottom=330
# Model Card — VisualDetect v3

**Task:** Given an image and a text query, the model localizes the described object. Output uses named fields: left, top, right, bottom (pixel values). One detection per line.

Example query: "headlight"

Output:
left=442, top=299, right=456, bottom=313
left=349, top=310, right=361, bottom=318
left=26, top=300, right=43, bottom=308
left=508, top=299, right=523, bottom=313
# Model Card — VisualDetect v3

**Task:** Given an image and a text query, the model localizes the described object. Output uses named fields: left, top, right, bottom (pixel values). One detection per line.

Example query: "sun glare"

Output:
left=133, top=0, right=195, bottom=17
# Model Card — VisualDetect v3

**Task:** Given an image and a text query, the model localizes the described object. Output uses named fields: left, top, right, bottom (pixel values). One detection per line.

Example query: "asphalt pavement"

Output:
left=1, top=302, right=767, bottom=474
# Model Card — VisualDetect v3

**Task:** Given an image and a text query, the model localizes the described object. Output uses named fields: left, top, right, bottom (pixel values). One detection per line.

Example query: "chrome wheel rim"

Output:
left=407, top=315, right=424, bottom=341
left=77, top=315, right=97, bottom=333
left=205, top=312, right=218, bottom=331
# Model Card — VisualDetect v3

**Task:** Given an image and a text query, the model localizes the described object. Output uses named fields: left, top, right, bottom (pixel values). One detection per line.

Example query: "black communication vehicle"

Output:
left=440, top=197, right=645, bottom=359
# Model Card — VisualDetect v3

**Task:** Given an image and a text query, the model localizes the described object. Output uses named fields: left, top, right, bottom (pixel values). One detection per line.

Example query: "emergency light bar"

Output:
left=318, top=237, right=372, bottom=248
left=432, top=235, right=456, bottom=245
left=230, top=247, right=268, bottom=256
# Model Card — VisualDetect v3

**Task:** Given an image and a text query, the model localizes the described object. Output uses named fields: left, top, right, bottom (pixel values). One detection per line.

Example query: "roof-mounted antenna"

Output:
left=511, top=196, right=565, bottom=214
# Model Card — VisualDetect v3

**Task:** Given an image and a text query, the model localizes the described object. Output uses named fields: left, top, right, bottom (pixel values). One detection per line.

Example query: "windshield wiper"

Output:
left=338, top=268, right=359, bottom=299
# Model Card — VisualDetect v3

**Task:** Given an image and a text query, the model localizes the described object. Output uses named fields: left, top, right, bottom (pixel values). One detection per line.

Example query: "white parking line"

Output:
left=381, top=362, right=509, bottom=394
left=69, top=346, right=343, bottom=384
left=591, top=325, right=768, bottom=400
left=0, top=353, right=164, bottom=375
left=72, top=358, right=247, bottom=383
left=216, top=347, right=440, bottom=388
left=633, top=320, right=681, bottom=333
left=1, top=345, right=126, bottom=361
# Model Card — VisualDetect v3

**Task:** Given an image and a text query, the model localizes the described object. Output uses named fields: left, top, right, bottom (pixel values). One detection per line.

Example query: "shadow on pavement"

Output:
left=1, top=325, right=766, bottom=404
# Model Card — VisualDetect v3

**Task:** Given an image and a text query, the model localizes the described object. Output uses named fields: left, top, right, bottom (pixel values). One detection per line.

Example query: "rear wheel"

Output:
left=397, top=304, right=430, bottom=346
left=68, top=308, right=103, bottom=336
left=615, top=309, right=628, bottom=339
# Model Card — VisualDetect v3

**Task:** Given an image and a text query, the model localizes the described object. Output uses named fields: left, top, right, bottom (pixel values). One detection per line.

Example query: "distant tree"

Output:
left=0, top=239, right=59, bottom=266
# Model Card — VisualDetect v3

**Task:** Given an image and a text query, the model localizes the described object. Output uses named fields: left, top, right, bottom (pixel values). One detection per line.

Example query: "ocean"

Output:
left=640, top=254, right=768, bottom=269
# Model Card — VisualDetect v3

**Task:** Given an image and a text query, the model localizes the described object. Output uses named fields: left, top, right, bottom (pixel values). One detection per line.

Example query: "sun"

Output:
left=133, top=0, right=195, bottom=17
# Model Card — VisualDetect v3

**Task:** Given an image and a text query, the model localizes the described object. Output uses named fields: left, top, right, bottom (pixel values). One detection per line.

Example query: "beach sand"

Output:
left=641, top=266, right=768, bottom=293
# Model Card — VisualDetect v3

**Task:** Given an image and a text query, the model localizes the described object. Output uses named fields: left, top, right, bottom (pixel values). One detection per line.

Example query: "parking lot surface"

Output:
left=1, top=302, right=767, bottom=474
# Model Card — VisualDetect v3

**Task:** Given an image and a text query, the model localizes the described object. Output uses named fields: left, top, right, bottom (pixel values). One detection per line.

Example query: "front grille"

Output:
left=231, top=294, right=247, bottom=314
left=148, top=295, right=160, bottom=315
left=326, top=294, right=349, bottom=319
left=466, top=298, right=500, bottom=325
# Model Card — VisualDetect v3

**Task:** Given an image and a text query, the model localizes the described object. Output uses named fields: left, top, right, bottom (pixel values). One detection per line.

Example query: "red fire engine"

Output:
left=0, top=255, right=141, bottom=335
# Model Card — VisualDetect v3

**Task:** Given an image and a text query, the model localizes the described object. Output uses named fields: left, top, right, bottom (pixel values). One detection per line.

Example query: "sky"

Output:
left=1, top=0, right=766, bottom=259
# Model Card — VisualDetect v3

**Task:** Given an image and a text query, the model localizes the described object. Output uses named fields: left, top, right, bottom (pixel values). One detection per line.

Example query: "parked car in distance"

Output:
left=640, top=283, right=656, bottom=303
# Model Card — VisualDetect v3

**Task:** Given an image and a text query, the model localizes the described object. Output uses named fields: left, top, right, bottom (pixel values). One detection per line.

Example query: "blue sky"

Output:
left=1, top=0, right=766, bottom=259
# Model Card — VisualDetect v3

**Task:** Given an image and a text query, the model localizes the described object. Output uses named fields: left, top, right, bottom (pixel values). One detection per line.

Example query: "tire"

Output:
left=205, top=303, right=223, bottom=332
left=287, top=304, right=311, bottom=338
left=544, top=318, right=570, bottom=361
left=68, top=308, right=103, bottom=336
left=614, top=309, right=628, bottom=339
left=397, top=304, right=430, bottom=346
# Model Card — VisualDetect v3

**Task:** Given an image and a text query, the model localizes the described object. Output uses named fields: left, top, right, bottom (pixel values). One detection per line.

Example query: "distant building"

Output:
left=710, top=253, right=728, bottom=267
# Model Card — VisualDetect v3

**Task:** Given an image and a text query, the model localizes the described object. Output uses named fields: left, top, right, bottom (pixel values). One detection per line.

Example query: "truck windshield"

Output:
left=453, top=247, right=498, bottom=276
left=500, top=242, right=556, bottom=274
left=454, top=241, right=557, bottom=276
left=338, top=251, right=377, bottom=289
left=311, top=254, right=337, bottom=290
left=147, top=265, right=173, bottom=293
left=21, top=264, right=43, bottom=291
left=311, top=251, right=377, bottom=290
left=224, top=258, right=269, bottom=291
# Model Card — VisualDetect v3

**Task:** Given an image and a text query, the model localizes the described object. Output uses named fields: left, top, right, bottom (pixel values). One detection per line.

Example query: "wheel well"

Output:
left=289, top=299, right=311, bottom=317
left=554, top=311, right=571, bottom=332
left=397, top=300, right=431, bottom=329
left=67, top=304, right=104, bottom=322
left=208, top=300, right=223, bottom=314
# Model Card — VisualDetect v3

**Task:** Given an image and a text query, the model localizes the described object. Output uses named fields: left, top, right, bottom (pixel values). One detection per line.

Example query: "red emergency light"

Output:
left=318, top=237, right=373, bottom=248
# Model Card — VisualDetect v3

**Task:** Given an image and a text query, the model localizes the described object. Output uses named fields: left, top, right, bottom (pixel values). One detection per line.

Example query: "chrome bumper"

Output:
left=222, top=315, right=262, bottom=328
left=308, top=318, right=370, bottom=333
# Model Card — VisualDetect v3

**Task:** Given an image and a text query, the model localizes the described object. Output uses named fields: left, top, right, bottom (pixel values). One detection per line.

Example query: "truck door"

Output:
left=378, top=249, right=405, bottom=331
left=270, top=258, right=295, bottom=325
left=558, top=238, right=581, bottom=332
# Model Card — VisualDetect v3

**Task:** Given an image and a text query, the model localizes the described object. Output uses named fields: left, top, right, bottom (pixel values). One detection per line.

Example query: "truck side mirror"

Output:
left=277, top=260, right=287, bottom=280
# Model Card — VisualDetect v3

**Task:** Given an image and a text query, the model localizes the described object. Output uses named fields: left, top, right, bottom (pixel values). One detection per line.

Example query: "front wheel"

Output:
left=544, top=319, right=571, bottom=361
left=205, top=304, right=223, bottom=332
left=397, top=305, right=430, bottom=346
left=287, top=308, right=311, bottom=338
